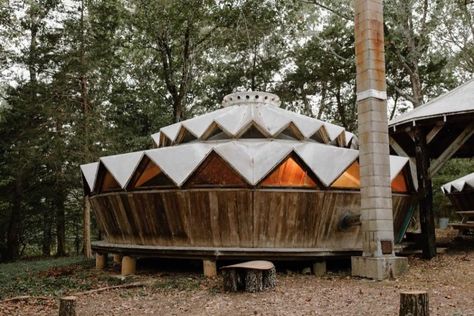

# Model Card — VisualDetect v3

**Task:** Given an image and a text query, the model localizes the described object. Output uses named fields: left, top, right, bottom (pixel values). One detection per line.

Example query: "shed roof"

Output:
left=389, top=79, right=474, bottom=128
left=441, top=172, right=474, bottom=194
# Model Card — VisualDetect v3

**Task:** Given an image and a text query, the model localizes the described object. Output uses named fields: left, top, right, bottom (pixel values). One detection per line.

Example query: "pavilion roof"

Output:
left=389, top=79, right=474, bottom=128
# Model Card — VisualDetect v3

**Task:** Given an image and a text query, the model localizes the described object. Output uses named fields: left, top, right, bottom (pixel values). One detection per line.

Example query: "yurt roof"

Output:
left=81, top=139, right=409, bottom=193
left=152, top=92, right=358, bottom=149
left=389, top=79, right=474, bottom=128
left=81, top=91, right=411, bottom=194
left=441, top=172, right=474, bottom=194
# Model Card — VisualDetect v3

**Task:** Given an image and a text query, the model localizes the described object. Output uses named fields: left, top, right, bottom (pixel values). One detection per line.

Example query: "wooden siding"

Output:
left=90, top=190, right=414, bottom=250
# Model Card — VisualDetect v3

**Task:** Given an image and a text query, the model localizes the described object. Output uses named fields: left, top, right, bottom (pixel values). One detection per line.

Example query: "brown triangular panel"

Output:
left=186, top=151, right=248, bottom=187
left=129, top=157, right=175, bottom=189
left=331, top=161, right=360, bottom=189
left=278, top=123, right=304, bottom=140
left=240, top=123, right=267, bottom=138
left=260, top=155, right=318, bottom=187
left=100, top=168, right=121, bottom=193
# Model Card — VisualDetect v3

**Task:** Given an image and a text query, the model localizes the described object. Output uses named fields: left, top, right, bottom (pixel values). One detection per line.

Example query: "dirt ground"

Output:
left=2, top=236, right=474, bottom=315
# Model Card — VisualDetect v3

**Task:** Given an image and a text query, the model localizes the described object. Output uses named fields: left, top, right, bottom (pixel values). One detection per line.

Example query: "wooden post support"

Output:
left=414, top=127, right=436, bottom=259
left=121, top=256, right=136, bottom=276
left=59, top=296, right=77, bottom=316
left=313, top=260, right=326, bottom=277
left=95, top=253, right=107, bottom=270
left=203, top=259, right=217, bottom=278
left=399, top=291, right=429, bottom=316
left=113, top=254, right=122, bottom=265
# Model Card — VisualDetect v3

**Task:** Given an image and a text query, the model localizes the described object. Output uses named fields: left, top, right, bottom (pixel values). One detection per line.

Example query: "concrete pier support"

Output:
left=121, top=256, right=136, bottom=276
left=203, top=259, right=217, bottom=277
left=95, top=253, right=107, bottom=270
left=312, top=261, right=326, bottom=277
left=352, top=0, right=407, bottom=279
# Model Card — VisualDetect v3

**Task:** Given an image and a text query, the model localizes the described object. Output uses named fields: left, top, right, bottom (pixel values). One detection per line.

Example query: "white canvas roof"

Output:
left=82, top=139, right=410, bottom=192
left=152, top=91, right=354, bottom=148
left=441, top=172, right=474, bottom=194
left=80, top=162, right=99, bottom=192
left=390, top=79, right=474, bottom=127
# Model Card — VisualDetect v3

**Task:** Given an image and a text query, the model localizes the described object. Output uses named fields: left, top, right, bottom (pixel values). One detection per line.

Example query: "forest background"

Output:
left=0, top=0, right=473, bottom=261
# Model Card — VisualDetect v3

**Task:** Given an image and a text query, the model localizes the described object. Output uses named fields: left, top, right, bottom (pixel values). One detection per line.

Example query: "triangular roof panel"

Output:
left=100, top=151, right=144, bottom=188
left=80, top=162, right=99, bottom=192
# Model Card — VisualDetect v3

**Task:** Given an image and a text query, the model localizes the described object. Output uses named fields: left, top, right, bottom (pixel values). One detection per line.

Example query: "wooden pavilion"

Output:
left=389, top=79, right=474, bottom=258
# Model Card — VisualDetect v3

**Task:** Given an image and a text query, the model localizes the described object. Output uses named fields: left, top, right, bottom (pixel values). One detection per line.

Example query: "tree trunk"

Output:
left=42, top=209, right=52, bottom=256
left=55, top=189, right=66, bottom=256
left=6, top=178, right=22, bottom=260
left=83, top=197, right=92, bottom=258
left=399, top=291, right=429, bottom=316
left=414, top=127, right=436, bottom=259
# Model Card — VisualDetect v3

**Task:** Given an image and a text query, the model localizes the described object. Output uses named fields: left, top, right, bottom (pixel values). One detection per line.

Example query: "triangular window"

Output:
left=239, top=123, right=267, bottom=138
left=331, top=161, right=360, bottom=189
left=100, top=169, right=121, bottom=192
left=186, top=151, right=248, bottom=187
left=130, top=158, right=175, bottom=189
left=261, top=155, right=318, bottom=187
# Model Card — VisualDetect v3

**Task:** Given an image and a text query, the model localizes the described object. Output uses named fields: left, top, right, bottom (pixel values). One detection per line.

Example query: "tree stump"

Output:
left=221, top=260, right=276, bottom=293
left=59, top=296, right=77, bottom=316
left=399, top=291, right=429, bottom=316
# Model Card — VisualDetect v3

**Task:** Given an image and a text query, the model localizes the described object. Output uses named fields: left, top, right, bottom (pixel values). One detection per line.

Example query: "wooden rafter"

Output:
left=429, top=123, right=474, bottom=178
left=426, top=124, right=444, bottom=144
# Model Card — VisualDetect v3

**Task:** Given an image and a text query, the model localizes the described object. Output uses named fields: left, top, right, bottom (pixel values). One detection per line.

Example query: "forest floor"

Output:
left=1, top=229, right=474, bottom=316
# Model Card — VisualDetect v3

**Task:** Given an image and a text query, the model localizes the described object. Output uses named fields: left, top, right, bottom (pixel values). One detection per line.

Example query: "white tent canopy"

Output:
left=441, top=172, right=474, bottom=194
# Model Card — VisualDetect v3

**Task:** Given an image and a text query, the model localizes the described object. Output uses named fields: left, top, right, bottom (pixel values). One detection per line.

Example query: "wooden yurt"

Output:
left=81, top=91, right=415, bottom=267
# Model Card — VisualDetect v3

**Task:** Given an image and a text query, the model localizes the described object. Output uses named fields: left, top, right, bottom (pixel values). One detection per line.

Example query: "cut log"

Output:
left=245, top=270, right=263, bottom=293
left=59, top=296, right=77, bottom=316
left=262, top=267, right=276, bottom=289
left=221, top=260, right=276, bottom=292
left=399, top=291, right=429, bottom=316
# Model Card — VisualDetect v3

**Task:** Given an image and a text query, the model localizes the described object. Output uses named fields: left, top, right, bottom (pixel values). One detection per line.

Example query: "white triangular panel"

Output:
left=151, top=132, right=161, bottom=147
left=100, top=151, right=144, bottom=188
left=145, top=143, right=212, bottom=186
left=389, top=156, right=409, bottom=182
left=181, top=107, right=231, bottom=138
left=255, top=105, right=292, bottom=136
left=250, top=141, right=294, bottom=184
left=160, top=122, right=182, bottom=142
left=214, top=106, right=252, bottom=136
left=294, top=142, right=359, bottom=187
left=323, top=122, right=345, bottom=142
left=271, top=107, right=323, bottom=138
left=80, top=162, right=99, bottom=192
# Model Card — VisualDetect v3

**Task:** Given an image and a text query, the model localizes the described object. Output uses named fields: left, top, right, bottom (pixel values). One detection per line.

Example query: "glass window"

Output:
left=261, top=156, right=318, bottom=187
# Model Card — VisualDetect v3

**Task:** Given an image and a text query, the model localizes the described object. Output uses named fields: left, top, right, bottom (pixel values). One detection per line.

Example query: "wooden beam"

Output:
left=83, top=196, right=92, bottom=258
left=429, top=123, right=474, bottom=177
left=389, top=137, right=418, bottom=190
left=414, top=127, right=436, bottom=259
left=426, top=124, right=444, bottom=144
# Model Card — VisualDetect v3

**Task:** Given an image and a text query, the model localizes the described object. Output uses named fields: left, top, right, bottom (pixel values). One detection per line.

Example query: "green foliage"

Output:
left=0, top=0, right=472, bottom=261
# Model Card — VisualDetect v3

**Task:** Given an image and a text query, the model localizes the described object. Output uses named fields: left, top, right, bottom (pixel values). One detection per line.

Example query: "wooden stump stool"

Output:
left=221, top=260, right=276, bottom=293
left=399, top=291, right=429, bottom=316
left=59, top=296, right=77, bottom=316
